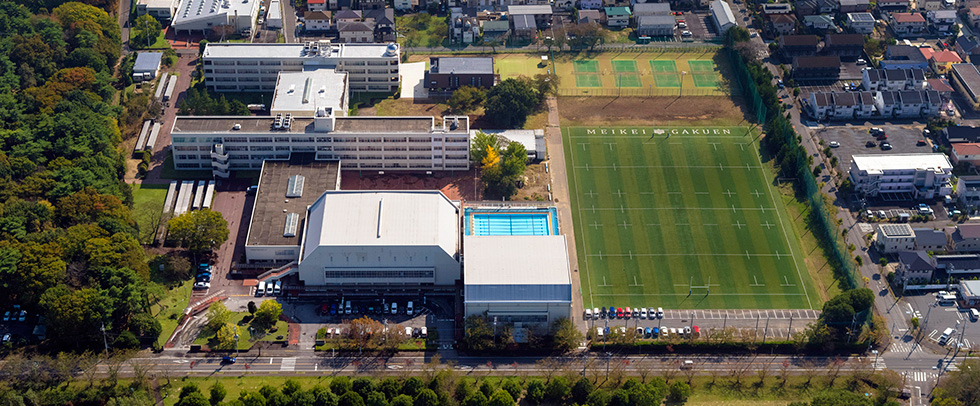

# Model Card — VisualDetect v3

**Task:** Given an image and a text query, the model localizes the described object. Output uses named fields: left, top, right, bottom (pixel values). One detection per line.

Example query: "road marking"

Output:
left=281, top=357, right=296, bottom=372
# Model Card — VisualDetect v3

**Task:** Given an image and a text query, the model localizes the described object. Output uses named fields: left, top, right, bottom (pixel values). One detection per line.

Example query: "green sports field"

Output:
left=563, top=126, right=817, bottom=310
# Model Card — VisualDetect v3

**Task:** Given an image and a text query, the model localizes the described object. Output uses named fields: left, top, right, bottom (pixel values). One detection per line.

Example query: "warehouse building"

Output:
left=710, top=0, right=736, bottom=34
left=202, top=41, right=400, bottom=93
left=171, top=111, right=471, bottom=175
left=296, top=191, right=462, bottom=290
left=171, top=0, right=258, bottom=35
left=464, top=235, right=572, bottom=333
left=244, top=160, right=342, bottom=264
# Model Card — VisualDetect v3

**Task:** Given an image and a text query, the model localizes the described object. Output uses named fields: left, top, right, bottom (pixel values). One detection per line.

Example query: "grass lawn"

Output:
left=151, top=279, right=192, bottom=346
left=130, top=30, right=171, bottom=50
left=132, top=183, right=169, bottom=243
left=494, top=53, right=547, bottom=79
left=396, top=13, right=448, bottom=48
left=194, top=311, right=289, bottom=350
left=551, top=49, right=729, bottom=96
left=563, top=126, right=817, bottom=310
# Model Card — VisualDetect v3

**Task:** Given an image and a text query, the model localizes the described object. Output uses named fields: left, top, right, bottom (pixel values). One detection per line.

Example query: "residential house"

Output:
left=969, top=7, right=980, bottom=29
left=334, top=9, right=361, bottom=24
left=578, top=0, right=601, bottom=9
left=848, top=154, right=953, bottom=200
left=921, top=0, right=946, bottom=10
left=307, top=0, right=328, bottom=11
left=636, top=15, right=676, bottom=36
left=943, top=126, right=980, bottom=144
left=862, top=68, right=926, bottom=91
left=304, top=11, right=332, bottom=31
left=425, top=57, right=496, bottom=91
left=823, top=34, right=864, bottom=60
left=795, top=0, right=837, bottom=17
left=874, top=90, right=941, bottom=118
left=578, top=9, right=601, bottom=23
left=927, top=78, right=954, bottom=100
left=897, top=251, right=936, bottom=282
left=360, top=0, right=384, bottom=10
left=510, top=14, right=536, bottom=37
left=450, top=15, right=481, bottom=44
left=915, top=228, right=949, bottom=251
left=632, top=2, right=672, bottom=16
left=878, top=0, right=910, bottom=9
left=779, top=35, right=820, bottom=59
left=927, top=9, right=957, bottom=34
left=710, top=0, right=736, bottom=34
left=890, top=12, right=927, bottom=37
left=952, top=143, right=980, bottom=167
left=792, top=55, right=841, bottom=79
left=768, top=14, right=797, bottom=35
left=762, top=2, right=792, bottom=15
left=806, top=91, right=875, bottom=120
left=604, top=7, right=631, bottom=27
left=950, top=224, right=980, bottom=252
left=804, top=15, right=835, bottom=31
left=481, top=19, right=510, bottom=40
left=957, top=176, right=980, bottom=209
left=880, top=45, right=929, bottom=70
left=338, top=21, right=375, bottom=43
left=839, top=0, right=870, bottom=12
left=394, top=0, right=417, bottom=11
left=927, top=50, right=962, bottom=75
left=950, top=63, right=980, bottom=111
left=365, top=8, right=394, bottom=42
left=876, top=223, right=916, bottom=254
left=845, top=12, right=875, bottom=34
left=956, top=36, right=980, bottom=63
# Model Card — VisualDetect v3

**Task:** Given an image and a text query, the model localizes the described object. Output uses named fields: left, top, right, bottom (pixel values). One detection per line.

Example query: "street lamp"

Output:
left=234, top=326, right=240, bottom=360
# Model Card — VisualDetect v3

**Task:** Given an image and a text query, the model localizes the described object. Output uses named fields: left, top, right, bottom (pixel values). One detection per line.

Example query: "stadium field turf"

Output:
left=562, top=126, right=817, bottom=310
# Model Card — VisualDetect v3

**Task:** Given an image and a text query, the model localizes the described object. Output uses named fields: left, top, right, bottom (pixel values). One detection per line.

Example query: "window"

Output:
left=323, top=269, right=434, bottom=279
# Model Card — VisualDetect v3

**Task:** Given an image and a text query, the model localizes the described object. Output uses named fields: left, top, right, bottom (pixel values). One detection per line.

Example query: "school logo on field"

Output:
left=585, top=128, right=733, bottom=135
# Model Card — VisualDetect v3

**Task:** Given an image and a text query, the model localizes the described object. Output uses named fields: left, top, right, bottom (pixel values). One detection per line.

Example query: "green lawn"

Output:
left=396, top=13, right=448, bottom=48
left=194, top=311, right=289, bottom=350
left=132, top=182, right=169, bottom=244
left=563, top=126, right=817, bottom=310
left=130, top=30, right=171, bottom=50
left=151, top=279, right=192, bottom=346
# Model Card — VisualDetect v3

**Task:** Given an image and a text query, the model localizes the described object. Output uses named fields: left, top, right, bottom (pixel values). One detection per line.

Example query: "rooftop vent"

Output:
left=232, top=123, right=241, bottom=130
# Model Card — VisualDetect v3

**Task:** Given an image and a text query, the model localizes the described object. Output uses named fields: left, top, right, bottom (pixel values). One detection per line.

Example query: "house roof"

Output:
left=840, top=0, right=870, bottom=5
left=971, top=6, right=980, bottom=15
left=307, top=0, right=324, bottom=4
left=954, top=143, right=980, bottom=156
left=762, top=3, right=792, bottom=13
left=952, top=63, right=980, bottom=100
left=334, top=9, right=361, bottom=19
left=781, top=34, right=819, bottom=46
left=508, top=4, right=553, bottom=14
left=794, top=55, right=841, bottom=68
left=804, top=14, right=834, bottom=25
left=957, top=35, right=980, bottom=53
left=604, top=6, right=632, bottom=16
left=898, top=251, right=935, bottom=272
left=956, top=223, right=980, bottom=240
left=932, top=50, right=962, bottom=63
left=304, top=10, right=331, bottom=20
left=632, top=2, right=671, bottom=15
left=886, top=45, right=928, bottom=63
left=892, top=12, right=925, bottom=23
left=430, top=57, right=494, bottom=74
left=578, top=9, right=601, bottom=22
left=338, top=21, right=374, bottom=32
left=915, top=228, right=949, bottom=247
left=847, top=12, right=875, bottom=22
left=512, top=13, right=535, bottom=30
left=638, top=15, right=675, bottom=27
left=880, top=223, right=914, bottom=238
left=928, top=78, right=954, bottom=92
left=710, top=0, right=736, bottom=27
left=769, top=13, right=795, bottom=24
left=945, top=126, right=980, bottom=143
left=825, top=33, right=865, bottom=46
left=365, top=8, right=394, bottom=24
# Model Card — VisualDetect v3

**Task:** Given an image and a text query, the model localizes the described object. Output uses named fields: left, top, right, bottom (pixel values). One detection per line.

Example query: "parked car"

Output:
left=600, top=307, right=607, bottom=318
left=632, top=308, right=639, bottom=318
left=681, top=30, right=692, bottom=37
left=645, top=327, right=652, bottom=338
left=584, top=309, right=593, bottom=320
left=193, top=281, right=210, bottom=290
left=866, top=140, right=876, bottom=147
left=640, top=308, right=648, bottom=319
left=624, top=307, right=632, bottom=319
left=657, top=307, right=664, bottom=318
left=2, top=311, right=9, bottom=322
left=917, top=139, right=927, bottom=146
left=880, top=142, right=892, bottom=150
left=17, top=311, right=26, bottom=322
left=829, top=141, right=840, bottom=148
left=636, top=327, right=644, bottom=336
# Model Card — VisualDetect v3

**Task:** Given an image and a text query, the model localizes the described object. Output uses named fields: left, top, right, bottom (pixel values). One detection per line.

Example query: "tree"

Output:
left=402, top=377, right=424, bottom=397
left=113, top=330, right=140, bottom=349
left=247, top=301, right=257, bottom=315
left=150, top=254, right=192, bottom=284
left=413, top=389, right=438, bottom=406
left=390, top=395, right=413, bottom=406
left=339, top=392, right=366, bottom=406
left=544, top=377, right=570, bottom=404
left=524, top=379, right=545, bottom=405
left=484, top=78, right=541, bottom=128
left=253, top=300, right=282, bottom=330
left=463, top=315, right=495, bottom=351
left=166, top=209, right=229, bottom=253
left=214, top=323, right=239, bottom=350
left=205, top=301, right=231, bottom=334
left=500, top=379, right=522, bottom=401
left=667, top=381, right=691, bottom=403
left=178, top=392, right=211, bottom=406
left=488, top=390, right=514, bottom=406
left=209, top=382, right=227, bottom=405
left=131, top=15, right=161, bottom=49
left=366, top=391, right=388, bottom=406
left=550, top=317, right=583, bottom=353
left=447, top=86, right=486, bottom=114
left=571, top=377, right=593, bottom=404
left=463, top=392, right=488, bottom=406
left=332, top=376, right=353, bottom=395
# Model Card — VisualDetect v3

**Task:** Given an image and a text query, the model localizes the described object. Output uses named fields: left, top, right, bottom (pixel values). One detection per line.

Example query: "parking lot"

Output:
left=811, top=123, right=932, bottom=173
left=902, top=292, right=980, bottom=354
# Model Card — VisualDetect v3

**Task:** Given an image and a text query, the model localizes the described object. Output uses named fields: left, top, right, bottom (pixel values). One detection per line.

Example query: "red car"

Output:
left=625, top=307, right=632, bottom=319
left=673, top=11, right=683, bottom=15
left=617, top=308, right=624, bottom=318
left=876, top=134, right=888, bottom=140
left=693, top=326, right=700, bottom=336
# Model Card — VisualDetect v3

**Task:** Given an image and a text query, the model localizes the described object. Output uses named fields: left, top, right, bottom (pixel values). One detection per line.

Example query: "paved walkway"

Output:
left=399, top=62, right=427, bottom=99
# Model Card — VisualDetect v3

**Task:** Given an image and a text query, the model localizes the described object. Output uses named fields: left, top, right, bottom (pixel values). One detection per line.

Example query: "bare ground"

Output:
left=557, top=96, right=754, bottom=127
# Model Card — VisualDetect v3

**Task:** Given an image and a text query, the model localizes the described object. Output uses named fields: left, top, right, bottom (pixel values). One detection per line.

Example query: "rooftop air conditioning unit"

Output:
left=233, top=123, right=241, bottom=130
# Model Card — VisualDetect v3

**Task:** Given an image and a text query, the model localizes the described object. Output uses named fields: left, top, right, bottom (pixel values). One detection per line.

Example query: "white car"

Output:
left=640, top=308, right=648, bottom=319
left=657, top=307, right=664, bottom=318
left=829, top=141, right=840, bottom=148
left=681, top=30, right=692, bottom=37
left=193, top=281, right=210, bottom=290
left=677, top=22, right=688, bottom=29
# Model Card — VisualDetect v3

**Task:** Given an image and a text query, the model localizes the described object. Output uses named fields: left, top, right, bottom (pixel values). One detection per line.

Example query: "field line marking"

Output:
left=565, top=128, right=596, bottom=307
left=590, top=293, right=808, bottom=297
left=572, top=165, right=764, bottom=169
left=753, top=144, right=814, bottom=309
left=578, top=207, right=776, bottom=211
left=586, top=253, right=792, bottom=257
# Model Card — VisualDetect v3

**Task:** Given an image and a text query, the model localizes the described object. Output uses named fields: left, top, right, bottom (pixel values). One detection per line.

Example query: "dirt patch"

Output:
left=341, top=169, right=482, bottom=201
left=558, top=96, right=753, bottom=127
left=512, top=162, right=550, bottom=202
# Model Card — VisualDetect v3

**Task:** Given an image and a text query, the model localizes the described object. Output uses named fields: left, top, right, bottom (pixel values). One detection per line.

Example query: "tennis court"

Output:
left=574, top=60, right=600, bottom=73
left=654, top=74, right=681, bottom=87
left=688, top=60, right=715, bottom=72
left=693, top=73, right=720, bottom=88
left=615, top=75, right=642, bottom=88
left=650, top=60, right=677, bottom=73
left=576, top=74, right=603, bottom=87
left=612, top=60, right=638, bottom=73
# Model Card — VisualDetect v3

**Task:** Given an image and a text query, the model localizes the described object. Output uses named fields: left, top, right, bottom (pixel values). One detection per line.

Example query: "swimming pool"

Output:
left=464, top=207, right=559, bottom=236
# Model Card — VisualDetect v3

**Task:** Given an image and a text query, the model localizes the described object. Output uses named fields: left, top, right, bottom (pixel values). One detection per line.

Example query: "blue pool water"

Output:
left=464, top=207, right=559, bottom=236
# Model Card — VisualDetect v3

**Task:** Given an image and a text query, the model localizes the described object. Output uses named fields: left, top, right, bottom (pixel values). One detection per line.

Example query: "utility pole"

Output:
left=101, top=322, right=109, bottom=358
left=787, top=315, right=794, bottom=340
left=690, top=312, right=694, bottom=341
left=234, top=326, right=240, bottom=359
left=762, top=316, right=770, bottom=343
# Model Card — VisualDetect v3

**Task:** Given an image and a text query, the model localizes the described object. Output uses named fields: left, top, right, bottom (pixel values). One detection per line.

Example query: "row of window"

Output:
left=323, top=270, right=434, bottom=279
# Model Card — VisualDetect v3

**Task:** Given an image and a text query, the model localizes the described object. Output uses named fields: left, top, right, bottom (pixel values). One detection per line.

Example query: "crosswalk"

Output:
left=889, top=341, right=924, bottom=355
left=905, top=371, right=938, bottom=383
left=872, top=357, right=887, bottom=371
left=280, top=357, right=296, bottom=372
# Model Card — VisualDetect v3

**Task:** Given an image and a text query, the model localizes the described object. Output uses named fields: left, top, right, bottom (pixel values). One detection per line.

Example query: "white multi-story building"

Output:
left=875, top=223, right=916, bottom=253
left=845, top=12, right=875, bottom=34
left=170, top=110, right=471, bottom=176
left=202, top=41, right=400, bottom=93
left=136, top=0, right=179, bottom=20
left=874, top=90, right=942, bottom=118
left=861, top=68, right=926, bottom=92
left=849, top=154, right=953, bottom=199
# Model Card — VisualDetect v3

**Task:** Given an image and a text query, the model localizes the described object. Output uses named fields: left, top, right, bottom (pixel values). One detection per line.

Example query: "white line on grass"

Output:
left=578, top=207, right=776, bottom=211
left=573, top=165, right=764, bottom=169
left=753, top=145, right=814, bottom=309
left=724, top=190, right=736, bottom=197
left=591, top=293, right=807, bottom=297
left=586, top=253, right=792, bottom=257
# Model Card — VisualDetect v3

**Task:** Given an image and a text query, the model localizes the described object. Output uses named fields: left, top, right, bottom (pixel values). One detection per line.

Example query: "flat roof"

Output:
left=301, top=190, right=459, bottom=260
left=135, top=52, right=163, bottom=72
left=961, top=279, right=980, bottom=297
left=203, top=42, right=398, bottom=59
left=851, top=153, right=952, bottom=171
left=464, top=235, right=572, bottom=303
left=173, top=116, right=468, bottom=134
left=879, top=223, right=914, bottom=238
left=246, top=160, right=341, bottom=248
left=507, top=4, right=553, bottom=14
left=431, top=57, right=494, bottom=75
left=271, top=70, right=348, bottom=115
left=174, top=0, right=257, bottom=26
left=632, top=3, right=671, bottom=15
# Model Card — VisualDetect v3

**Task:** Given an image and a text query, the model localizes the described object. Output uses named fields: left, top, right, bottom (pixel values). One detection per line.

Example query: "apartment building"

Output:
left=807, top=91, right=875, bottom=120
left=779, top=35, right=819, bottom=59
left=874, top=90, right=942, bottom=118
left=957, top=176, right=980, bottom=210
left=880, top=45, right=929, bottom=70
left=846, top=12, right=875, bottom=34
left=875, top=223, right=916, bottom=254
left=848, top=153, right=953, bottom=199
left=171, top=110, right=471, bottom=176
left=202, top=41, right=400, bottom=93
left=861, top=68, right=926, bottom=92
left=950, top=63, right=980, bottom=111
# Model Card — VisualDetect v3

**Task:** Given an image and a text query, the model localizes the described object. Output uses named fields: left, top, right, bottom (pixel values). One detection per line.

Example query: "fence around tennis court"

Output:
left=556, top=87, right=729, bottom=97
